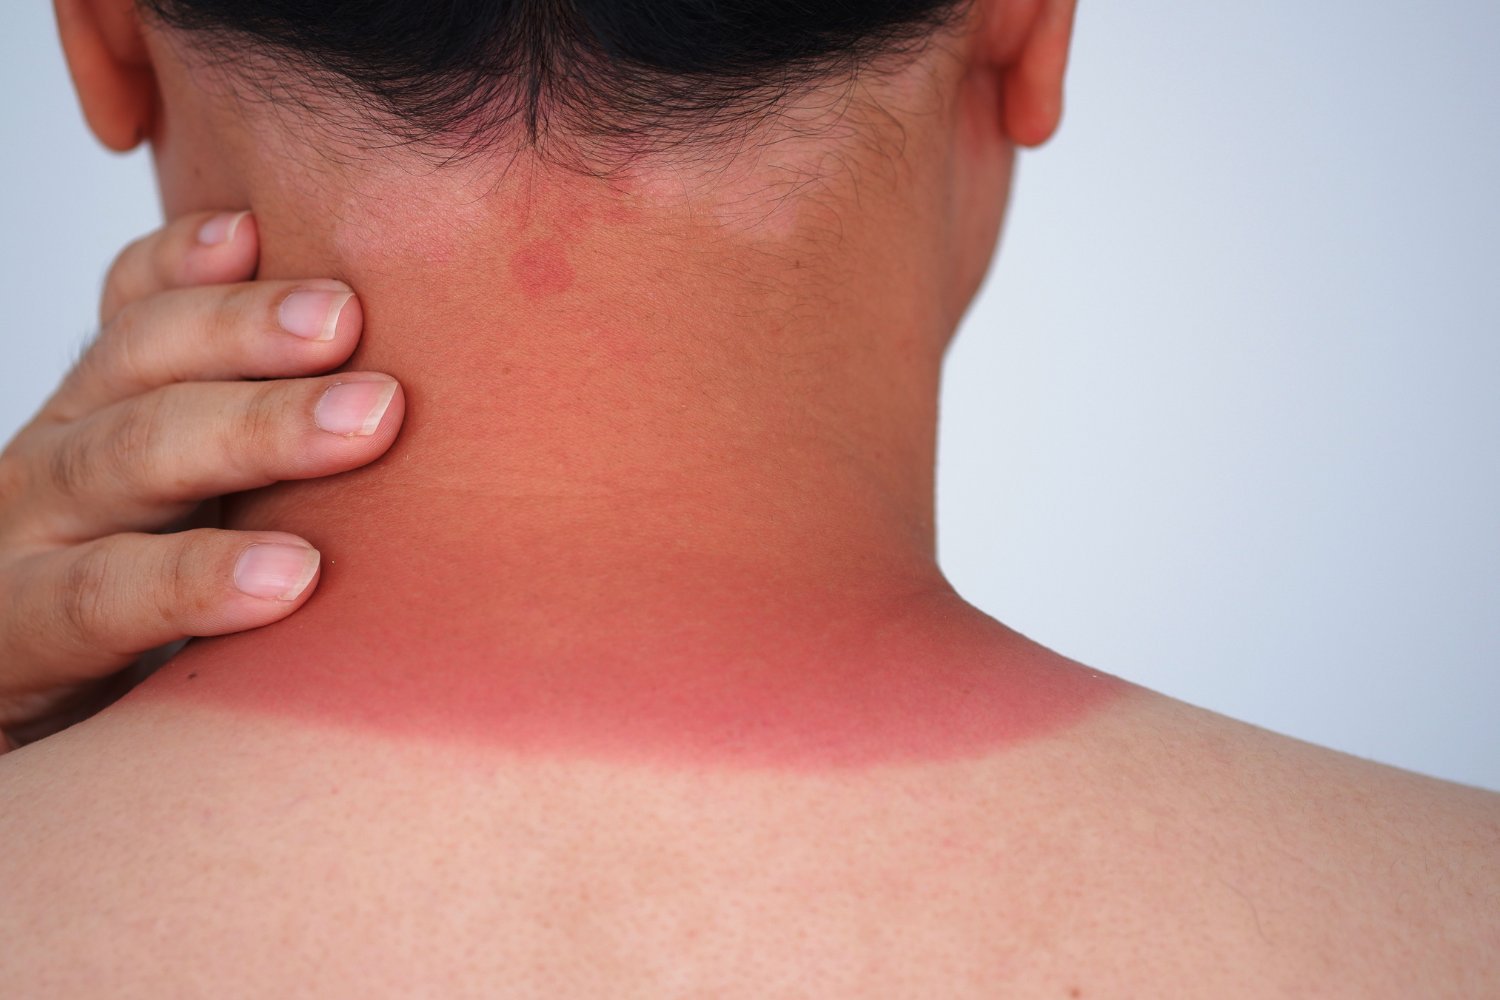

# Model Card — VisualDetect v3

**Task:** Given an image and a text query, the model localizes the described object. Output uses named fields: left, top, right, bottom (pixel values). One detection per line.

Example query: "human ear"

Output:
left=978, top=0, right=1079, bottom=148
left=53, top=0, right=158, bottom=152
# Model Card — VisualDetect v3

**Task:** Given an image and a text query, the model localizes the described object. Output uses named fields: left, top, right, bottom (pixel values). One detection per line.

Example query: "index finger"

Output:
left=99, top=210, right=260, bottom=326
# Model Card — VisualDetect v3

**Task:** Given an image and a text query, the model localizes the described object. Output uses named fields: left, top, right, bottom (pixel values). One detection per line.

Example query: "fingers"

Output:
left=18, top=374, right=403, bottom=544
left=99, top=210, right=259, bottom=327
left=0, top=529, right=321, bottom=708
left=50, top=278, right=364, bottom=418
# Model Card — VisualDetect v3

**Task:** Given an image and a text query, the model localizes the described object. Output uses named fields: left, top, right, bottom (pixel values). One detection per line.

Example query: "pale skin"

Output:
left=1, top=0, right=1497, bottom=996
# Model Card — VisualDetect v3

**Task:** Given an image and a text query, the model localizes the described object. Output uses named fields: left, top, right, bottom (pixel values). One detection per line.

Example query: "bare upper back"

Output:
left=1, top=679, right=1496, bottom=999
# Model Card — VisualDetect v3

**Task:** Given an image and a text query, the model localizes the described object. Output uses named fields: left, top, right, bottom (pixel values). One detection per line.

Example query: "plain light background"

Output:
left=2, top=3, right=1496, bottom=789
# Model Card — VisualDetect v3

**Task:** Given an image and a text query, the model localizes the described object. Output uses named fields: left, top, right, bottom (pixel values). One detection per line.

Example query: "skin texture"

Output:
left=2, top=1, right=1496, bottom=995
left=510, top=238, right=577, bottom=300
left=82, top=0, right=1122, bottom=767
left=136, top=174, right=1129, bottom=766
left=154, top=569, right=1126, bottom=768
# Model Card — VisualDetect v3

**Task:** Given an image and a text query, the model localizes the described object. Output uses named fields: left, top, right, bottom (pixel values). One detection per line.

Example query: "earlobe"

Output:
left=54, top=0, right=158, bottom=152
left=998, top=0, right=1078, bottom=148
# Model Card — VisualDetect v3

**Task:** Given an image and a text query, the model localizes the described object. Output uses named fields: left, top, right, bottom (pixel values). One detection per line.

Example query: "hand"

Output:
left=0, top=211, right=404, bottom=749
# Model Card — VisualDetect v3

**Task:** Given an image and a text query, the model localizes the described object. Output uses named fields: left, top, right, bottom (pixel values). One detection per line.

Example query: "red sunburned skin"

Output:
left=130, top=178, right=1129, bottom=769
left=131, top=533, right=1130, bottom=769
left=509, top=238, right=576, bottom=300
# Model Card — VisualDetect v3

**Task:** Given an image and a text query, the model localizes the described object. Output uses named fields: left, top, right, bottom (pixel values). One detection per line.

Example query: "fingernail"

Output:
left=234, top=543, right=320, bottom=601
left=315, top=379, right=397, bottom=437
left=197, top=211, right=250, bottom=246
left=279, top=289, right=352, bottom=342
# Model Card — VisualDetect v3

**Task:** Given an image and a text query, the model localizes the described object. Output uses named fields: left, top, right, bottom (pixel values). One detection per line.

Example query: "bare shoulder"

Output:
left=0, top=669, right=1495, bottom=998
left=1048, top=688, right=1500, bottom=993
left=1115, top=690, right=1500, bottom=869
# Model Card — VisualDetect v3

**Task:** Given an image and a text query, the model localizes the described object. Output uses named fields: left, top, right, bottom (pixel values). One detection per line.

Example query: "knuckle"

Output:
left=113, top=392, right=171, bottom=472
left=45, top=424, right=97, bottom=502
left=161, top=532, right=214, bottom=623
left=237, top=381, right=292, bottom=452
left=58, top=544, right=119, bottom=651
left=214, top=283, right=267, bottom=348
left=93, top=302, right=148, bottom=383
left=64, top=392, right=175, bottom=502
left=103, top=300, right=144, bottom=352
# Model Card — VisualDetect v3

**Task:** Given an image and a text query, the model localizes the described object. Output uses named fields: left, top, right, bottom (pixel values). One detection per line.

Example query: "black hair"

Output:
left=138, top=0, right=967, bottom=161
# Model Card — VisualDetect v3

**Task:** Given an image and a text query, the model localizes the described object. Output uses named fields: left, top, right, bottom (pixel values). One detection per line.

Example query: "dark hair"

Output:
left=138, top=0, right=966, bottom=161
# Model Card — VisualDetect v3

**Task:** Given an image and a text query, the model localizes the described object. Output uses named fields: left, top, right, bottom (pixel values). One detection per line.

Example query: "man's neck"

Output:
left=135, top=161, right=1124, bottom=766
left=233, top=164, right=956, bottom=629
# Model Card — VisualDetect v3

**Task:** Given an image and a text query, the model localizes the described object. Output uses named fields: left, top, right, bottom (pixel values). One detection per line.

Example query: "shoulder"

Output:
left=1047, top=689, right=1500, bottom=993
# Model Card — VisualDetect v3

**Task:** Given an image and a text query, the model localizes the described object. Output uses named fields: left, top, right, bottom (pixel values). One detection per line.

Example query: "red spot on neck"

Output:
left=510, top=239, right=575, bottom=299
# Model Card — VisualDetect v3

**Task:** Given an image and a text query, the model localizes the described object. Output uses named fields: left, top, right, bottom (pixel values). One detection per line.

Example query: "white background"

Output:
left=3, top=3, right=1496, bottom=789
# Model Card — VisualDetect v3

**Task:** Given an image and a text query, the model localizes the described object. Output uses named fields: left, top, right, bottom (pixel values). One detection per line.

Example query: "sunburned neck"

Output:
left=131, top=161, right=1129, bottom=767
left=239, top=163, right=954, bottom=624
